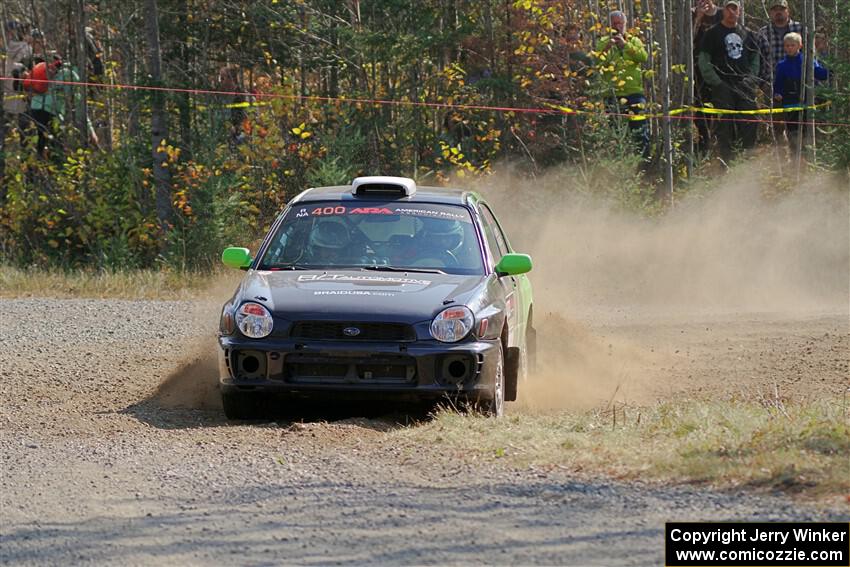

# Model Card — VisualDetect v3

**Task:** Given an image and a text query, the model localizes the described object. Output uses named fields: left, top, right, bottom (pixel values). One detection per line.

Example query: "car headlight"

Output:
left=235, top=302, right=273, bottom=339
left=430, top=306, right=474, bottom=343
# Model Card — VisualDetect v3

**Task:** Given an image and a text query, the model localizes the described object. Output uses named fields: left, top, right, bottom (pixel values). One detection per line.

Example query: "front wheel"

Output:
left=477, top=343, right=505, bottom=417
left=222, top=391, right=261, bottom=420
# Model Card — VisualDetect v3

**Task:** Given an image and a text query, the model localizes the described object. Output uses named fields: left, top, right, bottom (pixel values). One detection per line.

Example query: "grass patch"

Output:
left=0, top=265, right=236, bottom=300
left=392, top=398, right=850, bottom=499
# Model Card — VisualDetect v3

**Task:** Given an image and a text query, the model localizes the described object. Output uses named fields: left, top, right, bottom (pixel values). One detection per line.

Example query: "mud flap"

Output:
left=504, top=346, right=519, bottom=402
left=528, top=327, right=537, bottom=375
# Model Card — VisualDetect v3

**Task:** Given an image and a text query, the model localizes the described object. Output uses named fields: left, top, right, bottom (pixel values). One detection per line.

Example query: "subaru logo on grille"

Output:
left=343, top=326, right=361, bottom=337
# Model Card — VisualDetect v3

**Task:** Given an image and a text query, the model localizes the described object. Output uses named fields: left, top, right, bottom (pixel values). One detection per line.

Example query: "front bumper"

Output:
left=218, top=335, right=500, bottom=402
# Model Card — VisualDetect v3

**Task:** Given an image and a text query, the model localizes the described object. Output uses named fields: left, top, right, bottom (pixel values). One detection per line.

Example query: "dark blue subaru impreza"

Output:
left=218, top=177, right=534, bottom=419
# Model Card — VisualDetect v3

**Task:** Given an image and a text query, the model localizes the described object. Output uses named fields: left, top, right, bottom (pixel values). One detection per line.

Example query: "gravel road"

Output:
left=1, top=298, right=847, bottom=566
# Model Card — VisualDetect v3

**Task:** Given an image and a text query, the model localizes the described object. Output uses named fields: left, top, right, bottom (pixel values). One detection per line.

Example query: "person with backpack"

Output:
left=24, top=53, right=82, bottom=158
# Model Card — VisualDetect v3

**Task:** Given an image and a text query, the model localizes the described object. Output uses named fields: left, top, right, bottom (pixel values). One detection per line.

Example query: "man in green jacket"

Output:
left=595, top=10, right=650, bottom=160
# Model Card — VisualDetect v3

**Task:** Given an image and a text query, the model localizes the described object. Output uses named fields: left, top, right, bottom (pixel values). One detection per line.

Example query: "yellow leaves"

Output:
left=291, top=122, right=312, bottom=139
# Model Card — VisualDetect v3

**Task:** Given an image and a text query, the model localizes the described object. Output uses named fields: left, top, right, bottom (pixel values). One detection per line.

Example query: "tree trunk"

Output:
left=657, top=0, right=674, bottom=203
left=144, top=0, right=172, bottom=229
left=0, top=5, right=8, bottom=184
left=685, top=0, right=695, bottom=175
left=805, top=0, right=817, bottom=157
left=177, top=0, right=192, bottom=158
left=76, top=0, right=89, bottom=146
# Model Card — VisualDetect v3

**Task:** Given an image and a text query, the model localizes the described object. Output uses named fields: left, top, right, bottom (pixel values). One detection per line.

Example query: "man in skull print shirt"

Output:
left=698, top=0, right=760, bottom=162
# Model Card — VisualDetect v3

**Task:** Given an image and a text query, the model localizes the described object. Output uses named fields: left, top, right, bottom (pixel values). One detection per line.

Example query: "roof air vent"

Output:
left=352, top=176, right=416, bottom=198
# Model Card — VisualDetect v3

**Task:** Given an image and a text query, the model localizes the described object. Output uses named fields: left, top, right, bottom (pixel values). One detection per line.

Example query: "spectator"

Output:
left=692, top=0, right=723, bottom=154
left=2, top=21, right=34, bottom=147
left=595, top=10, right=649, bottom=160
left=28, top=54, right=84, bottom=158
left=773, top=32, right=829, bottom=153
left=757, top=0, right=803, bottom=91
left=698, top=0, right=760, bottom=162
left=84, top=26, right=104, bottom=80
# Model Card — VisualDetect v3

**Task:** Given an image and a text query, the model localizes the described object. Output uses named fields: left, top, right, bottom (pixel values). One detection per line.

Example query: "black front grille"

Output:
left=290, top=321, right=415, bottom=342
left=284, top=353, right=416, bottom=384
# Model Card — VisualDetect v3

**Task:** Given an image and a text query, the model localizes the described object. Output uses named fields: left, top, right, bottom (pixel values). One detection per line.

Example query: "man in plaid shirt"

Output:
left=757, top=0, right=804, bottom=92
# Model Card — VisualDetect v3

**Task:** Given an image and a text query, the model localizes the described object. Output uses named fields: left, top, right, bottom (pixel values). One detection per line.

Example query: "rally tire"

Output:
left=222, top=391, right=261, bottom=420
left=478, top=343, right=505, bottom=418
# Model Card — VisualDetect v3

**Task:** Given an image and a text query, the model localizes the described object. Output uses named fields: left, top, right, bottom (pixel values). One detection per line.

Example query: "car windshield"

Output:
left=258, top=201, right=485, bottom=275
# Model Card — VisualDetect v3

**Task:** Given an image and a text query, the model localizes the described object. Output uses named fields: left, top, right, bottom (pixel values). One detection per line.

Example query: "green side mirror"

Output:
left=495, top=253, right=532, bottom=276
left=222, top=247, right=252, bottom=270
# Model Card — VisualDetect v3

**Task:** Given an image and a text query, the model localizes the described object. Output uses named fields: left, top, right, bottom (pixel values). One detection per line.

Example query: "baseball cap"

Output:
left=724, top=0, right=741, bottom=7
left=771, top=0, right=789, bottom=7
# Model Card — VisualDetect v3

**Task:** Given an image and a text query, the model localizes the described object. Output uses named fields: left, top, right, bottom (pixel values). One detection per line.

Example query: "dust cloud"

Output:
left=149, top=341, right=223, bottom=410
left=477, top=162, right=850, bottom=410
left=148, top=165, right=849, bottom=413
left=147, top=275, right=239, bottom=411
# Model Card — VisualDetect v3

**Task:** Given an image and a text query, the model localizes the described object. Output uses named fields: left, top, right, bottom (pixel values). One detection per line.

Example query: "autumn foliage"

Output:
left=0, top=0, right=847, bottom=270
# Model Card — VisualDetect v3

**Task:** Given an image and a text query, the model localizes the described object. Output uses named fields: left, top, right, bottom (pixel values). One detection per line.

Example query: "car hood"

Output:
left=238, top=269, right=488, bottom=322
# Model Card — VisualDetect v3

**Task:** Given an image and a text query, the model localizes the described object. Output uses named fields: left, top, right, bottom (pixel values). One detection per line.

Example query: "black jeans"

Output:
left=606, top=94, right=650, bottom=161
left=710, top=82, right=757, bottom=161
left=30, top=108, right=58, bottom=158
left=783, top=109, right=808, bottom=153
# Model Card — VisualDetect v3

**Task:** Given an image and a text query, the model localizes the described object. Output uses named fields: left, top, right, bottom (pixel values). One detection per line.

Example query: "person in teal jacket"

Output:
left=29, top=54, right=83, bottom=158
left=595, top=10, right=650, bottom=160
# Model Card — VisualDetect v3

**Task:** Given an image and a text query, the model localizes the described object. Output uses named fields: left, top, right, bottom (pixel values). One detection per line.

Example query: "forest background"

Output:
left=0, top=0, right=848, bottom=272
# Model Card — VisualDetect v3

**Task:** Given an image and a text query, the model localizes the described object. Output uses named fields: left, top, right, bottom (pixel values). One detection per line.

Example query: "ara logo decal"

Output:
left=296, top=208, right=308, bottom=218
left=349, top=207, right=393, bottom=215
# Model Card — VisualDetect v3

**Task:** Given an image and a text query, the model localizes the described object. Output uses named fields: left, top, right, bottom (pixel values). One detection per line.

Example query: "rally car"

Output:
left=218, top=176, right=534, bottom=419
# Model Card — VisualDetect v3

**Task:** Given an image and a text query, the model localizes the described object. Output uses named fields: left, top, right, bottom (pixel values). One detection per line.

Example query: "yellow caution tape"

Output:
left=196, top=100, right=270, bottom=111
left=224, top=101, right=269, bottom=109
left=692, top=102, right=830, bottom=115
left=545, top=101, right=830, bottom=121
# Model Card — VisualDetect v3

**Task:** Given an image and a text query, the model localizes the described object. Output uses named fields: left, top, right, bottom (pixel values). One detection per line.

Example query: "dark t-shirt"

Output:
left=700, top=23, right=758, bottom=84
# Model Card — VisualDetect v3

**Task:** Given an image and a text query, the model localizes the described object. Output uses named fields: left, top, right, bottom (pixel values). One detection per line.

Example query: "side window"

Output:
left=481, top=204, right=511, bottom=255
left=478, top=205, right=507, bottom=266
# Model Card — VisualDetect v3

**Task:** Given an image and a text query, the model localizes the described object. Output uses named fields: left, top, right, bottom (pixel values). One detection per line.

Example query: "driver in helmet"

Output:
left=307, top=218, right=352, bottom=265
left=415, top=217, right=464, bottom=265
